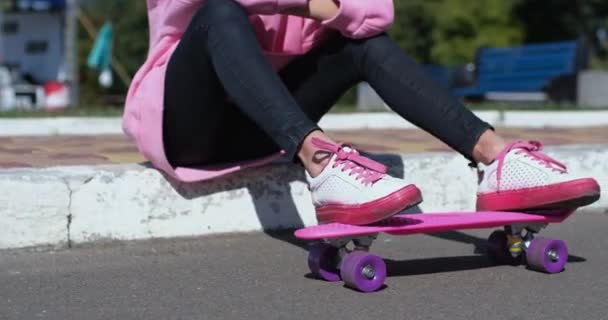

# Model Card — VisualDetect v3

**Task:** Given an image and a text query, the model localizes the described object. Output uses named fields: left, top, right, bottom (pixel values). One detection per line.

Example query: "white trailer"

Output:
left=0, top=7, right=68, bottom=110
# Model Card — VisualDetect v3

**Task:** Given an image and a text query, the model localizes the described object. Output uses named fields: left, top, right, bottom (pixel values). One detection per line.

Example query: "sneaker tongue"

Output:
left=341, top=146, right=354, bottom=153
left=334, top=146, right=356, bottom=168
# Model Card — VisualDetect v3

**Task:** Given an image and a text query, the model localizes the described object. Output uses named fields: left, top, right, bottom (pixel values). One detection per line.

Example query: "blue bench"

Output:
left=451, top=40, right=586, bottom=101
left=423, top=64, right=477, bottom=90
left=423, top=65, right=453, bottom=88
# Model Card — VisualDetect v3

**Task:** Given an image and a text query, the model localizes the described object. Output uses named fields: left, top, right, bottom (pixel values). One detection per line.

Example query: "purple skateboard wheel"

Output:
left=340, top=251, right=386, bottom=293
left=526, top=237, right=568, bottom=274
left=308, top=244, right=341, bottom=282
left=487, top=230, right=521, bottom=265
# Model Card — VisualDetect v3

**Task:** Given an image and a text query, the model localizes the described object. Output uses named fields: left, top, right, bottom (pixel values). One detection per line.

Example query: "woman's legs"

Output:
left=281, top=33, right=599, bottom=211
left=276, top=33, right=505, bottom=164
left=165, top=1, right=495, bottom=170
left=164, top=0, right=332, bottom=172
left=306, top=34, right=502, bottom=163
left=163, top=4, right=421, bottom=225
left=164, top=1, right=597, bottom=214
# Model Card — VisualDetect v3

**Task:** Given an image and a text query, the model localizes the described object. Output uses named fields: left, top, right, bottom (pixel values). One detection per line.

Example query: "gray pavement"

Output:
left=1, top=212, right=607, bottom=320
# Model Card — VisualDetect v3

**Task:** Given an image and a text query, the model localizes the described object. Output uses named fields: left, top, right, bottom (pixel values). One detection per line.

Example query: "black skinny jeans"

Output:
left=163, top=0, right=492, bottom=167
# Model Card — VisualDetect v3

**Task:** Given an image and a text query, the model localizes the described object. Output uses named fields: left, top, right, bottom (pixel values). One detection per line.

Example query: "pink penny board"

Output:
left=295, top=211, right=574, bottom=240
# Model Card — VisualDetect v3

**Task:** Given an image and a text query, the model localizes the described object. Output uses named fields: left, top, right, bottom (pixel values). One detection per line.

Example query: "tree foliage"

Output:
left=76, top=0, right=608, bottom=103
left=513, top=0, right=608, bottom=62
left=430, top=0, right=522, bottom=65
left=513, top=0, right=608, bottom=43
left=78, top=1, right=148, bottom=104
left=388, top=0, right=438, bottom=64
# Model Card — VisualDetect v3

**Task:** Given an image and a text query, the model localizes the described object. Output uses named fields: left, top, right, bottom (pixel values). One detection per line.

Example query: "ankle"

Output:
left=302, top=155, right=330, bottom=178
left=472, top=130, right=507, bottom=165
left=298, top=130, right=335, bottom=178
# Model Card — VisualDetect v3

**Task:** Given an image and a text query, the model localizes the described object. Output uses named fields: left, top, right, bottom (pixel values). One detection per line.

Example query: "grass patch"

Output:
left=331, top=102, right=608, bottom=113
left=0, top=106, right=123, bottom=118
left=330, top=105, right=367, bottom=113
left=0, top=101, right=605, bottom=118
left=466, top=101, right=608, bottom=111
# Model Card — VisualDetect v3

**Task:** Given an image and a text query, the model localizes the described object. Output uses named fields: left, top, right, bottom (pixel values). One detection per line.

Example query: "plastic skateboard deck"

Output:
left=295, top=209, right=576, bottom=293
left=295, top=210, right=573, bottom=240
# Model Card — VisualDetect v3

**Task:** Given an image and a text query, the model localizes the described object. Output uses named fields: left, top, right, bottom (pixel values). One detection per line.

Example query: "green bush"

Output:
left=78, top=1, right=148, bottom=106
left=76, top=0, right=608, bottom=106
left=431, top=0, right=522, bottom=65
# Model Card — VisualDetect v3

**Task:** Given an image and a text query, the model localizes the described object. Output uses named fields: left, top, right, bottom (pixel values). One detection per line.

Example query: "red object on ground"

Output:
left=44, top=81, right=69, bottom=110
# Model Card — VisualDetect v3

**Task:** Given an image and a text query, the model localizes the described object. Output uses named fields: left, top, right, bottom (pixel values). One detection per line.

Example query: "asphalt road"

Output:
left=1, top=212, right=607, bottom=320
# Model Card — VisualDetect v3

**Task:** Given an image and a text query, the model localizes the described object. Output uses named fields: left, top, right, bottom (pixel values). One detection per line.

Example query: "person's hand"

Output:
left=308, top=0, right=339, bottom=20
left=282, top=0, right=339, bottom=21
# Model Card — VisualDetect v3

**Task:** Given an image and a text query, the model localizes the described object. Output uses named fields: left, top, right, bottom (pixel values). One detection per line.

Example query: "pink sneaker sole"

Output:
left=477, top=178, right=600, bottom=211
left=315, top=185, right=423, bottom=226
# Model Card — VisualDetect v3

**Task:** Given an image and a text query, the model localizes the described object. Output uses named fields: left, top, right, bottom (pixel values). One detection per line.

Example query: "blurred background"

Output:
left=0, top=0, right=607, bottom=116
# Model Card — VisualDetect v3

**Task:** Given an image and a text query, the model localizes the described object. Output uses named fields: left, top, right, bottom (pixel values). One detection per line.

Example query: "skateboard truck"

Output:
left=326, top=234, right=379, bottom=272
left=328, top=234, right=377, bottom=251
left=505, top=223, right=549, bottom=256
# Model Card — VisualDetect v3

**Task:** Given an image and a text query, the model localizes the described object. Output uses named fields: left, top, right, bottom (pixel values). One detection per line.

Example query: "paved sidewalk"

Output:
left=1, top=127, right=607, bottom=168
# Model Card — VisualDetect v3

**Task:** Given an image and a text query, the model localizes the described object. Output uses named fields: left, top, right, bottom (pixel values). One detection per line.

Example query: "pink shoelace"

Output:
left=312, top=138, right=386, bottom=186
left=494, top=140, right=567, bottom=192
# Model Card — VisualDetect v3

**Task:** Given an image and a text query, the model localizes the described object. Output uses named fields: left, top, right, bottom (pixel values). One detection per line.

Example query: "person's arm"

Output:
left=235, top=0, right=393, bottom=39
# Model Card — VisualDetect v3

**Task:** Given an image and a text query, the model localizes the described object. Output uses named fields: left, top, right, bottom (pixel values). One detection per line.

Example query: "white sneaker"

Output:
left=477, top=141, right=600, bottom=211
left=306, top=138, right=422, bottom=225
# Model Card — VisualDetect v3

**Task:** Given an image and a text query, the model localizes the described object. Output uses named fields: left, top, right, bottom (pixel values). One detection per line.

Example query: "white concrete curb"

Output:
left=0, top=117, right=123, bottom=136
left=321, top=111, right=608, bottom=130
left=1, top=145, right=606, bottom=250
left=1, top=110, right=608, bottom=136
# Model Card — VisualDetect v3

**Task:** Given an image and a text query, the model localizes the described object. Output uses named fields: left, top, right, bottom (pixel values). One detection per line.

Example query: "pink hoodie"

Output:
left=123, top=0, right=394, bottom=183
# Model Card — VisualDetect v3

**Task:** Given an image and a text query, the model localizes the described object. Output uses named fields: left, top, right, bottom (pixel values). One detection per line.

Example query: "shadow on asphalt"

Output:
left=385, top=255, right=495, bottom=277
left=265, top=231, right=309, bottom=250
left=300, top=252, right=585, bottom=281
left=427, top=231, right=587, bottom=262
left=159, top=153, right=407, bottom=251
left=155, top=154, right=588, bottom=265
left=299, top=256, right=495, bottom=280
left=386, top=255, right=585, bottom=278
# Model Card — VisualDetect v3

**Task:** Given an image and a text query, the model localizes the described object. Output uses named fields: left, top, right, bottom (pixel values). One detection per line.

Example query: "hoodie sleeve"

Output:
left=321, top=0, right=394, bottom=39
left=234, top=0, right=309, bottom=14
